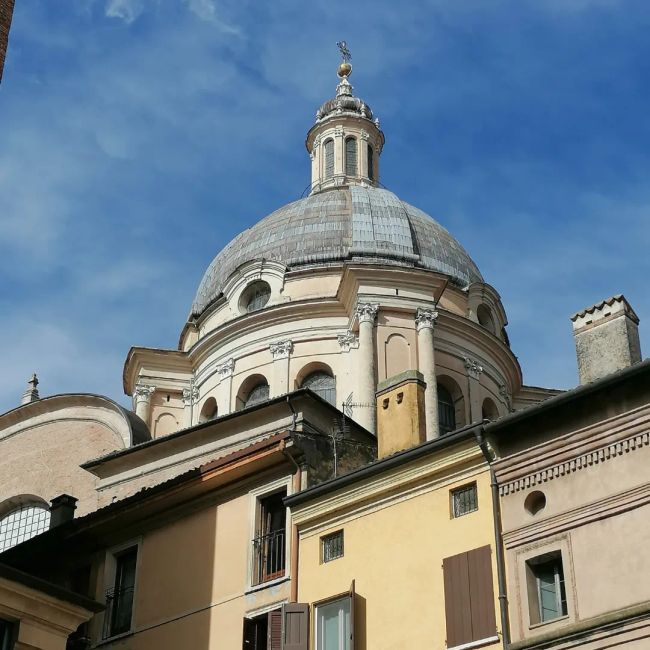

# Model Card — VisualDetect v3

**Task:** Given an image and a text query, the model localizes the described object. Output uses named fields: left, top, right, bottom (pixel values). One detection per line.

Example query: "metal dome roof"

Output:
left=191, top=186, right=483, bottom=317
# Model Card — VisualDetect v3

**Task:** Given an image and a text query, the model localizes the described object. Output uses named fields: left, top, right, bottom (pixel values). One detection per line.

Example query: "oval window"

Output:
left=241, top=281, right=271, bottom=314
left=524, top=490, right=547, bottom=516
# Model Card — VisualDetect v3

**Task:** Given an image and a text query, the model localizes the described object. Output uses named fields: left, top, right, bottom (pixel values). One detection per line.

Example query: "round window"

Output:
left=241, top=281, right=271, bottom=314
left=524, top=490, right=547, bottom=516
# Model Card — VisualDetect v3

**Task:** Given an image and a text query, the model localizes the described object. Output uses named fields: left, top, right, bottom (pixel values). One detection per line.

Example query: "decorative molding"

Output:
left=216, top=358, right=235, bottom=379
left=337, top=331, right=359, bottom=352
left=182, top=386, right=199, bottom=407
left=500, top=429, right=650, bottom=496
left=270, top=340, right=293, bottom=360
left=355, top=302, right=379, bottom=325
left=133, top=383, right=155, bottom=401
left=415, top=308, right=439, bottom=332
left=360, top=131, right=369, bottom=141
left=334, top=125, right=344, bottom=137
left=464, top=357, right=484, bottom=380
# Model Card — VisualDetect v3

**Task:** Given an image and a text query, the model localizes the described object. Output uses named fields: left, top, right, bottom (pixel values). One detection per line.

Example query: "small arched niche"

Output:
left=482, top=397, right=499, bottom=422
left=477, top=304, right=496, bottom=335
left=385, top=333, right=411, bottom=379
left=297, top=363, right=336, bottom=406
left=524, top=490, right=547, bottom=516
left=437, top=375, right=467, bottom=435
left=154, top=412, right=178, bottom=437
left=236, top=374, right=270, bottom=411
left=199, top=397, right=218, bottom=423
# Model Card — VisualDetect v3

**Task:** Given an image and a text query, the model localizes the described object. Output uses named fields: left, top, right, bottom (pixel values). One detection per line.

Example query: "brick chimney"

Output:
left=49, top=494, right=78, bottom=528
left=570, top=295, right=641, bottom=385
left=376, top=370, right=426, bottom=458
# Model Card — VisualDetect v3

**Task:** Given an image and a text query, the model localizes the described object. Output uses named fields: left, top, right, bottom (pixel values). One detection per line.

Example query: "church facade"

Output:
left=2, top=56, right=649, bottom=650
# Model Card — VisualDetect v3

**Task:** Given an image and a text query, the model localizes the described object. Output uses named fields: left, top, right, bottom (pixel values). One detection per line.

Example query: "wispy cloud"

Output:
left=105, top=0, right=144, bottom=24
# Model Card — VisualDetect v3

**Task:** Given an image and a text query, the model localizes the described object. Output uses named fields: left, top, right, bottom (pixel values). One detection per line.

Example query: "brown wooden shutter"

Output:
left=282, top=603, right=309, bottom=650
left=443, top=550, right=472, bottom=647
left=443, top=546, right=497, bottom=647
left=467, top=545, right=497, bottom=641
left=268, top=609, right=283, bottom=650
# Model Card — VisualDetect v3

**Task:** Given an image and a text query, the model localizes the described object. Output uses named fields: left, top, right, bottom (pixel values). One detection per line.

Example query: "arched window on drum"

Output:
left=301, top=370, right=336, bottom=406
left=324, top=139, right=335, bottom=179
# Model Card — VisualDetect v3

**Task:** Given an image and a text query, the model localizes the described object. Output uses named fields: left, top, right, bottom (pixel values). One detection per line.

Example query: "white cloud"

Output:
left=105, top=0, right=144, bottom=24
left=183, top=0, right=241, bottom=34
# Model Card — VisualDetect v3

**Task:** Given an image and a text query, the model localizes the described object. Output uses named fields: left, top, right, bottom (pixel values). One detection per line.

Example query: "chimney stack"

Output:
left=49, top=494, right=78, bottom=528
left=376, top=370, right=426, bottom=458
left=571, top=295, right=641, bottom=385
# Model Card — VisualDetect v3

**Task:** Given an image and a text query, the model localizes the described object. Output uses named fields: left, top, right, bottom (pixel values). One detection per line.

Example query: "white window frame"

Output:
left=314, top=595, right=352, bottom=650
left=101, top=537, right=142, bottom=642
left=246, top=476, right=292, bottom=592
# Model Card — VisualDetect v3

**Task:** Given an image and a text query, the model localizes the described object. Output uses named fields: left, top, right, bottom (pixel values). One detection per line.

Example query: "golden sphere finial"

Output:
left=338, top=62, right=352, bottom=78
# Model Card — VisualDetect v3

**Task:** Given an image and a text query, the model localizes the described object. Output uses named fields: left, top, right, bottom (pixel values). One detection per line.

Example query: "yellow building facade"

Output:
left=287, top=426, right=504, bottom=650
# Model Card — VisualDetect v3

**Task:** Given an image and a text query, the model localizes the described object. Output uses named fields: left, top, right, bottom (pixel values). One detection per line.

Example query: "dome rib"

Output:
left=191, top=187, right=483, bottom=317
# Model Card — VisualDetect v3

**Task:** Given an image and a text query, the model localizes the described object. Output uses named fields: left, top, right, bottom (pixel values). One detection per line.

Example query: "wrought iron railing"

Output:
left=252, top=529, right=286, bottom=585
left=102, top=585, right=135, bottom=639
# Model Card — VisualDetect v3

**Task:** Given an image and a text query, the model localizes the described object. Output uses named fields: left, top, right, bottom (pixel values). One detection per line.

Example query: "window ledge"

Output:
left=245, top=574, right=290, bottom=595
left=529, top=615, right=570, bottom=631
left=93, top=630, right=134, bottom=647
left=448, top=635, right=500, bottom=650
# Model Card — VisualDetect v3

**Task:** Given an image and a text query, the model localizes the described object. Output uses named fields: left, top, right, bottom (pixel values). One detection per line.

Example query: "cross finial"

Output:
left=337, top=41, right=351, bottom=63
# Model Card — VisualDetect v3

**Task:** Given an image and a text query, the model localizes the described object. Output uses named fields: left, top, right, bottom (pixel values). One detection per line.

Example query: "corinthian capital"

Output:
left=270, top=340, right=293, bottom=360
left=464, top=357, right=484, bottom=380
left=182, top=386, right=199, bottom=406
left=355, top=302, right=379, bottom=325
left=134, top=383, right=155, bottom=401
left=415, top=308, right=439, bottom=332
left=337, top=331, right=359, bottom=352
left=216, top=358, right=235, bottom=379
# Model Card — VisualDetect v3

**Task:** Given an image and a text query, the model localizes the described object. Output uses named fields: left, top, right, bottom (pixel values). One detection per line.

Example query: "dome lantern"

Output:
left=306, top=43, right=385, bottom=195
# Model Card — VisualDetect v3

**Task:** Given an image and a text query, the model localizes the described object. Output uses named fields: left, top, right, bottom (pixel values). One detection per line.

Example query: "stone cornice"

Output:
left=495, top=404, right=650, bottom=496
left=291, top=441, right=485, bottom=534
left=503, top=481, right=650, bottom=549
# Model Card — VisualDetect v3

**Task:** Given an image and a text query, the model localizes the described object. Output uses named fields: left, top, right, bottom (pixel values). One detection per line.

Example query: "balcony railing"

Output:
left=103, top=585, right=135, bottom=639
left=252, top=529, right=286, bottom=586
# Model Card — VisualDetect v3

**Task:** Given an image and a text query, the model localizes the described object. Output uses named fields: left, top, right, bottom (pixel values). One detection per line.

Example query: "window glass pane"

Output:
left=325, top=140, right=334, bottom=178
left=245, top=382, right=270, bottom=407
left=532, top=558, right=568, bottom=622
left=0, top=503, right=50, bottom=552
left=317, top=598, right=350, bottom=650
left=451, top=483, right=478, bottom=518
left=438, top=384, right=456, bottom=434
left=345, top=138, right=357, bottom=176
left=301, top=371, right=336, bottom=405
left=322, top=531, right=344, bottom=562
left=367, top=145, right=374, bottom=180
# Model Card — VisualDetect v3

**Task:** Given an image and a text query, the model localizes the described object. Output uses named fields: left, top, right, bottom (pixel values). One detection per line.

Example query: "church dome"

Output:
left=191, top=185, right=483, bottom=317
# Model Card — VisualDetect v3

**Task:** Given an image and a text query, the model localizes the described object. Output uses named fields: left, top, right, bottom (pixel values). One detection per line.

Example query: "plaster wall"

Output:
left=0, top=419, right=123, bottom=516
left=97, top=476, right=292, bottom=650
left=295, top=467, right=501, bottom=649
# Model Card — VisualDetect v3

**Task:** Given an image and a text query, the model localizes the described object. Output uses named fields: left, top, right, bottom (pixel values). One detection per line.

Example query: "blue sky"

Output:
left=2, top=0, right=650, bottom=413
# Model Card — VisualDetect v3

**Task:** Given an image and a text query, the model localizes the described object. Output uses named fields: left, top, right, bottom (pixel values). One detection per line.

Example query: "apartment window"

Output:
left=321, top=530, right=344, bottom=563
left=315, top=596, right=352, bottom=650
left=0, top=619, right=17, bottom=650
left=252, top=491, right=286, bottom=585
left=526, top=552, right=568, bottom=625
left=103, top=546, right=137, bottom=639
left=451, top=483, right=478, bottom=518
left=443, top=546, right=497, bottom=648
left=242, top=609, right=282, bottom=650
